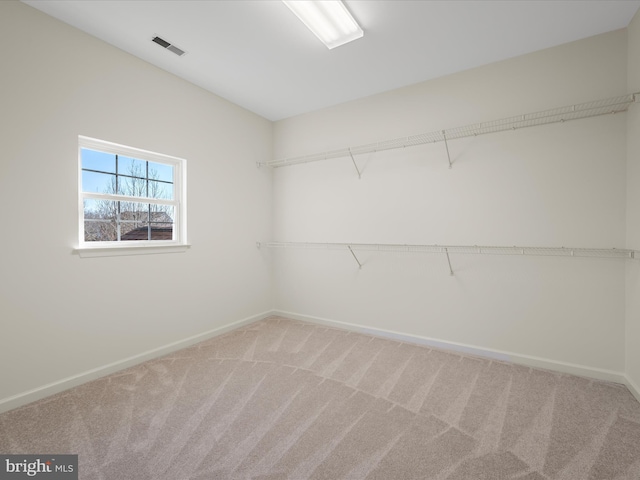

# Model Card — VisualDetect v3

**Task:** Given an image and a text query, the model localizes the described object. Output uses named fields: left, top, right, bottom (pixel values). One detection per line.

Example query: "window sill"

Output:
left=74, top=244, right=191, bottom=258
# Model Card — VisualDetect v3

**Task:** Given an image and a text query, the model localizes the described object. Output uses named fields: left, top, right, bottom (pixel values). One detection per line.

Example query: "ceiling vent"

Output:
left=152, top=36, right=186, bottom=57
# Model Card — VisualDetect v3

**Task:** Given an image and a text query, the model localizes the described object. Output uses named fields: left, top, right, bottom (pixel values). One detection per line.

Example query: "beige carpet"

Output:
left=1, top=316, right=640, bottom=479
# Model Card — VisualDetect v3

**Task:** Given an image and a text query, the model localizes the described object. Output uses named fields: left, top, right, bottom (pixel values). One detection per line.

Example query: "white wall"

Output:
left=626, top=9, right=640, bottom=398
left=0, top=1, right=273, bottom=409
left=273, top=30, right=629, bottom=375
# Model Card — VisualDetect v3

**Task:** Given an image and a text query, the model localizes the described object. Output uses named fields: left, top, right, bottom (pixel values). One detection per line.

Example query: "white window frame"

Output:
left=76, top=136, right=188, bottom=257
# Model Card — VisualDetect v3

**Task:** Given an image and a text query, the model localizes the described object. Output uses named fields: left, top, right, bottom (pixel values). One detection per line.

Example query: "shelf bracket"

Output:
left=445, top=248, right=454, bottom=276
left=349, top=149, right=362, bottom=179
left=442, top=130, right=452, bottom=169
left=348, top=245, right=362, bottom=269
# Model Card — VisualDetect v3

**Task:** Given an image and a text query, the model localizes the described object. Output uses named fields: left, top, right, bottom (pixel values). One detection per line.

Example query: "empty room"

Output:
left=1, top=0, right=640, bottom=478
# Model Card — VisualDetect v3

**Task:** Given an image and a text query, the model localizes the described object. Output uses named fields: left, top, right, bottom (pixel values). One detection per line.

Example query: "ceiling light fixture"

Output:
left=282, top=0, right=363, bottom=50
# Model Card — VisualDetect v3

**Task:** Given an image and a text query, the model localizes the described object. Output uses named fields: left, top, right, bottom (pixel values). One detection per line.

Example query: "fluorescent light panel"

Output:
left=283, top=0, right=363, bottom=49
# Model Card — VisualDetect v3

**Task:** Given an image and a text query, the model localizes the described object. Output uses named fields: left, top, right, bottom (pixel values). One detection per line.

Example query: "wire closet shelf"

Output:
left=261, top=93, right=638, bottom=168
left=260, top=242, right=636, bottom=260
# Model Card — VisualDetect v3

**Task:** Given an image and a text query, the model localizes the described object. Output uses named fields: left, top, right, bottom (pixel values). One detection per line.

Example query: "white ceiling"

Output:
left=23, top=0, right=640, bottom=121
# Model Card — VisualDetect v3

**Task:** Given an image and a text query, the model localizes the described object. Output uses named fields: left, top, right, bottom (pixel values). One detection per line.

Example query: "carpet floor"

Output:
left=1, top=316, right=639, bottom=479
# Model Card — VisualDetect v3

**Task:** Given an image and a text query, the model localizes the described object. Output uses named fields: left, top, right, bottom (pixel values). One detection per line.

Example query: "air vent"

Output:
left=152, top=36, right=186, bottom=57
left=166, top=45, right=186, bottom=57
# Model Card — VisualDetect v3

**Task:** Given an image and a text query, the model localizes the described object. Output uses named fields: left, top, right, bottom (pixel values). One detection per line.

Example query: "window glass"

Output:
left=118, top=156, right=147, bottom=178
left=82, top=170, right=116, bottom=195
left=83, top=199, right=117, bottom=242
left=148, top=180, right=173, bottom=200
left=81, top=149, right=116, bottom=173
left=153, top=162, right=174, bottom=183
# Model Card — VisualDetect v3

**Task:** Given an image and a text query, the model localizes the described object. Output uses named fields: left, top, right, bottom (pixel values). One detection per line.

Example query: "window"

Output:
left=77, top=136, right=187, bottom=256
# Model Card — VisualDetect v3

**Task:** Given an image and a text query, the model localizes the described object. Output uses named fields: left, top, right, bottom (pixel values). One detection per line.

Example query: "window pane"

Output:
left=84, top=199, right=117, bottom=242
left=118, top=156, right=147, bottom=179
left=149, top=222, right=174, bottom=240
left=148, top=180, right=173, bottom=200
left=120, top=225, right=147, bottom=240
left=81, top=149, right=116, bottom=173
left=120, top=203, right=172, bottom=241
left=120, top=201, right=149, bottom=241
left=84, top=220, right=117, bottom=242
left=83, top=199, right=174, bottom=242
left=119, top=223, right=174, bottom=241
left=117, top=174, right=148, bottom=197
left=82, top=170, right=116, bottom=194
left=119, top=202, right=149, bottom=224
left=148, top=206, right=174, bottom=241
left=83, top=198, right=117, bottom=219
left=151, top=162, right=173, bottom=183
left=150, top=204, right=174, bottom=223
left=120, top=225, right=149, bottom=240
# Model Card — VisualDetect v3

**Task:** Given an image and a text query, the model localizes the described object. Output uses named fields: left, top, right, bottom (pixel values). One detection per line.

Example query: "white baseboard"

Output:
left=625, top=375, right=640, bottom=404
left=4, top=309, right=633, bottom=415
left=274, top=310, right=628, bottom=386
left=0, top=311, right=273, bottom=414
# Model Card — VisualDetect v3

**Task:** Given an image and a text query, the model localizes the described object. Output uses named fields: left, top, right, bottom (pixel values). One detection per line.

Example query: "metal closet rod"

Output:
left=260, top=93, right=638, bottom=169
